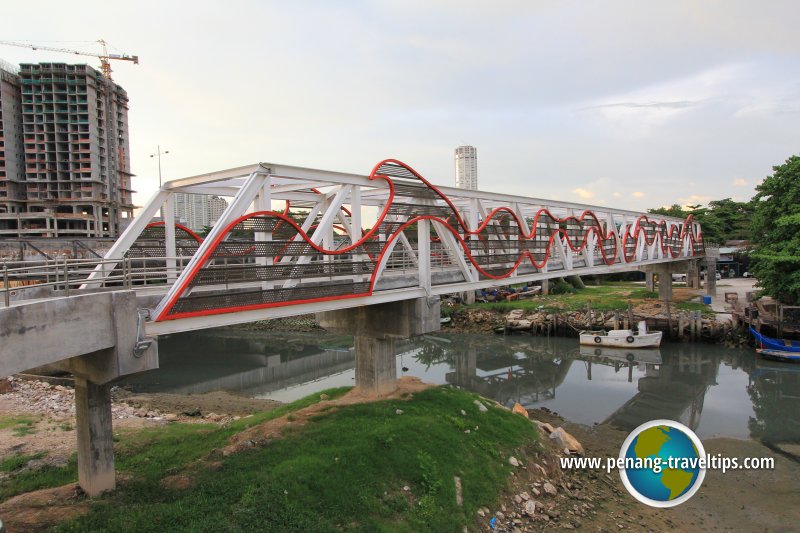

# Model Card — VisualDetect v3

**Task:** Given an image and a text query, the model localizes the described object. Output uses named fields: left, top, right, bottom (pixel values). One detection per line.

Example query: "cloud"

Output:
left=733, top=178, right=748, bottom=186
left=612, top=191, right=622, bottom=198
left=631, top=191, right=645, bottom=198
left=572, top=187, right=595, bottom=200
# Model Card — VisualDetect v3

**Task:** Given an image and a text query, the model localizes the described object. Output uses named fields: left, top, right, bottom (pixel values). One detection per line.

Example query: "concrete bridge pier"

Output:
left=655, top=265, right=673, bottom=301
left=645, top=271, right=655, bottom=292
left=74, top=377, right=115, bottom=495
left=705, top=257, right=718, bottom=296
left=317, top=298, right=441, bottom=395
left=687, top=260, right=701, bottom=289
left=0, top=291, right=158, bottom=496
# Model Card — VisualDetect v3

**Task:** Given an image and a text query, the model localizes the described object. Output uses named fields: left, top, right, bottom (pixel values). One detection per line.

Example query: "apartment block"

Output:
left=175, top=193, right=229, bottom=231
left=0, top=62, right=134, bottom=237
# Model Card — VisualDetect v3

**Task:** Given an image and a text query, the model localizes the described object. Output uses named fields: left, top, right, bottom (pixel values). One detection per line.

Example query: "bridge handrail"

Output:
left=1, top=256, right=195, bottom=307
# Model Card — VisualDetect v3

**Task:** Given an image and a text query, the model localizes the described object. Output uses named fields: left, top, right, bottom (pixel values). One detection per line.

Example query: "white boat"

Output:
left=579, top=321, right=662, bottom=348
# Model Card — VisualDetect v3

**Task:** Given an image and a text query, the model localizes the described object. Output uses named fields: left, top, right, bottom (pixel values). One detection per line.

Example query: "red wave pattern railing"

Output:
left=155, top=160, right=703, bottom=321
left=127, top=221, right=204, bottom=258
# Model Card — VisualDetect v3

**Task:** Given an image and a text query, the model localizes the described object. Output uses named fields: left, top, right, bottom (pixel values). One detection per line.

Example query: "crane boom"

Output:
left=0, top=39, right=138, bottom=80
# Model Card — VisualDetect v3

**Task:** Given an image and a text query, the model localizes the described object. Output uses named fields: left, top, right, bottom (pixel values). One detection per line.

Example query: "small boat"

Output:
left=579, top=320, right=662, bottom=348
left=750, top=327, right=800, bottom=362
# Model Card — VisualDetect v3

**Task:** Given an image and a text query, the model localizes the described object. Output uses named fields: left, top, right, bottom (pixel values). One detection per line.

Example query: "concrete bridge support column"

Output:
left=354, top=336, right=396, bottom=395
left=705, top=257, right=717, bottom=296
left=687, top=261, right=701, bottom=289
left=317, top=297, right=440, bottom=395
left=74, top=378, right=115, bottom=495
left=656, top=265, right=672, bottom=301
left=645, top=271, right=655, bottom=292
left=541, top=279, right=550, bottom=296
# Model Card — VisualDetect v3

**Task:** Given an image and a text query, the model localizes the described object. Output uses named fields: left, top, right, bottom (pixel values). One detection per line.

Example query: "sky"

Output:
left=2, top=0, right=799, bottom=212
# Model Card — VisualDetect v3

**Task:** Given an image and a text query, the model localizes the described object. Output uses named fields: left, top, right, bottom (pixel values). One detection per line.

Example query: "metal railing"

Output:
left=1, top=256, right=193, bottom=307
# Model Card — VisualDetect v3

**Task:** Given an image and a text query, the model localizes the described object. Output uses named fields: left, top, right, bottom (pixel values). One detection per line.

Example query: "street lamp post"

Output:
left=149, top=145, right=170, bottom=188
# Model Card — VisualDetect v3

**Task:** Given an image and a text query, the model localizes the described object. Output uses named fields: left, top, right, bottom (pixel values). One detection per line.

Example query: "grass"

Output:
left=0, top=415, right=39, bottom=436
left=470, top=282, right=659, bottom=313
left=0, top=387, right=351, bottom=503
left=0, top=452, right=47, bottom=473
left=0, top=455, right=78, bottom=501
left=55, top=387, right=537, bottom=532
left=676, top=301, right=716, bottom=317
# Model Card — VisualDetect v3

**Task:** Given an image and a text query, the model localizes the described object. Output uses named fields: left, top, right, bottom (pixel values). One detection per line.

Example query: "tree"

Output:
left=701, top=198, right=754, bottom=243
left=750, top=155, right=800, bottom=304
left=648, top=199, right=753, bottom=244
left=648, top=204, right=688, bottom=219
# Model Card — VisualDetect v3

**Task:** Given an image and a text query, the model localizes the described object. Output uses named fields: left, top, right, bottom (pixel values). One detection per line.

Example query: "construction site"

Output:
left=0, top=42, right=137, bottom=239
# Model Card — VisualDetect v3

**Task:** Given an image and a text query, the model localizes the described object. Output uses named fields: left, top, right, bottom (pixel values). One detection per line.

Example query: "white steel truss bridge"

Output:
left=69, top=158, right=706, bottom=335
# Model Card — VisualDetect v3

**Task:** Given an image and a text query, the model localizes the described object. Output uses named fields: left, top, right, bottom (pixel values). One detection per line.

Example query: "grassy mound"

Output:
left=54, top=386, right=537, bottom=532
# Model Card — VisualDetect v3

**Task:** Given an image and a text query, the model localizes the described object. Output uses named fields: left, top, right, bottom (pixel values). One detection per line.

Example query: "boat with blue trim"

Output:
left=750, top=327, right=800, bottom=361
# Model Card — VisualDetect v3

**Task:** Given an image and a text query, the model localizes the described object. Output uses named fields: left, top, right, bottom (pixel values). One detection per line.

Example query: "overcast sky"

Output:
left=3, top=0, right=799, bottom=212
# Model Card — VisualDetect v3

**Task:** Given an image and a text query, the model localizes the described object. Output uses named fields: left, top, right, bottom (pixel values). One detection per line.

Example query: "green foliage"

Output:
left=0, top=455, right=77, bottom=501
left=675, top=301, right=715, bottom=317
left=549, top=278, right=576, bottom=295
left=60, top=387, right=538, bottom=532
left=749, top=155, right=800, bottom=304
left=471, top=281, right=656, bottom=313
left=648, top=199, right=753, bottom=244
left=0, top=388, right=350, bottom=504
left=648, top=204, right=688, bottom=219
left=0, top=452, right=46, bottom=472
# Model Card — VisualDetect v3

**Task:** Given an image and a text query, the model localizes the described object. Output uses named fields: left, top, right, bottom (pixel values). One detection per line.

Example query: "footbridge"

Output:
left=0, top=158, right=708, bottom=494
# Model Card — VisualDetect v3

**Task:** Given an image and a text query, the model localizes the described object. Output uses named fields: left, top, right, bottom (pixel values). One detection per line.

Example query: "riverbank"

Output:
left=1, top=380, right=542, bottom=531
left=444, top=282, right=751, bottom=346
left=3, top=378, right=798, bottom=531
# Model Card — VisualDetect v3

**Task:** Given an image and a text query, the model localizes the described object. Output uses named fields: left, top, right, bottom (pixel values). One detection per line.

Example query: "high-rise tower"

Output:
left=0, top=62, right=133, bottom=237
left=454, top=145, right=477, bottom=190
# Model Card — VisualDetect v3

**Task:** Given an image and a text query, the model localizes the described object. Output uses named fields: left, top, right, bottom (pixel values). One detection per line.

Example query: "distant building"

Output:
left=0, top=62, right=133, bottom=237
left=454, top=145, right=478, bottom=190
left=174, top=193, right=228, bottom=231
left=208, top=195, right=228, bottom=226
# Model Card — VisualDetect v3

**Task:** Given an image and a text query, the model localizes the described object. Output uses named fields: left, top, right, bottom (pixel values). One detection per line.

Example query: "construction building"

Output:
left=174, top=193, right=229, bottom=231
left=0, top=62, right=133, bottom=238
left=454, top=145, right=478, bottom=190
left=0, top=62, right=25, bottom=218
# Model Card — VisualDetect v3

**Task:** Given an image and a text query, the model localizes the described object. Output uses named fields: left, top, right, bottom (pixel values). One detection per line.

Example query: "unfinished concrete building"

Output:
left=0, top=62, right=134, bottom=237
left=0, top=63, right=25, bottom=220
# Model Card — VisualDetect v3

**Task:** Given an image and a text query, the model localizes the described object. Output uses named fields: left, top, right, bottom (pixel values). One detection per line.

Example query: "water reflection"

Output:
left=748, top=360, right=800, bottom=445
left=120, top=329, right=800, bottom=443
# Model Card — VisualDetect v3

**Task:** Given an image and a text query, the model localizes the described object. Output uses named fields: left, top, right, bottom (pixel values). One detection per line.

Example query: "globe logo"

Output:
left=618, top=420, right=706, bottom=507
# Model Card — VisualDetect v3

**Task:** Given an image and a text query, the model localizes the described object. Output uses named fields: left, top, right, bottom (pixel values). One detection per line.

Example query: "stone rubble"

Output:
left=0, top=376, right=238, bottom=424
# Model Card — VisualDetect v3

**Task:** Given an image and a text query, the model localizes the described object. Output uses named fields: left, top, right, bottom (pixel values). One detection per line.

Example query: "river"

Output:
left=119, top=328, right=800, bottom=443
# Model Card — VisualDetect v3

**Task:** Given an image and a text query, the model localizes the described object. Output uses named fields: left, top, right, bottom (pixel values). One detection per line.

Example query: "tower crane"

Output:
left=0, top=39, right=138, bottom=80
